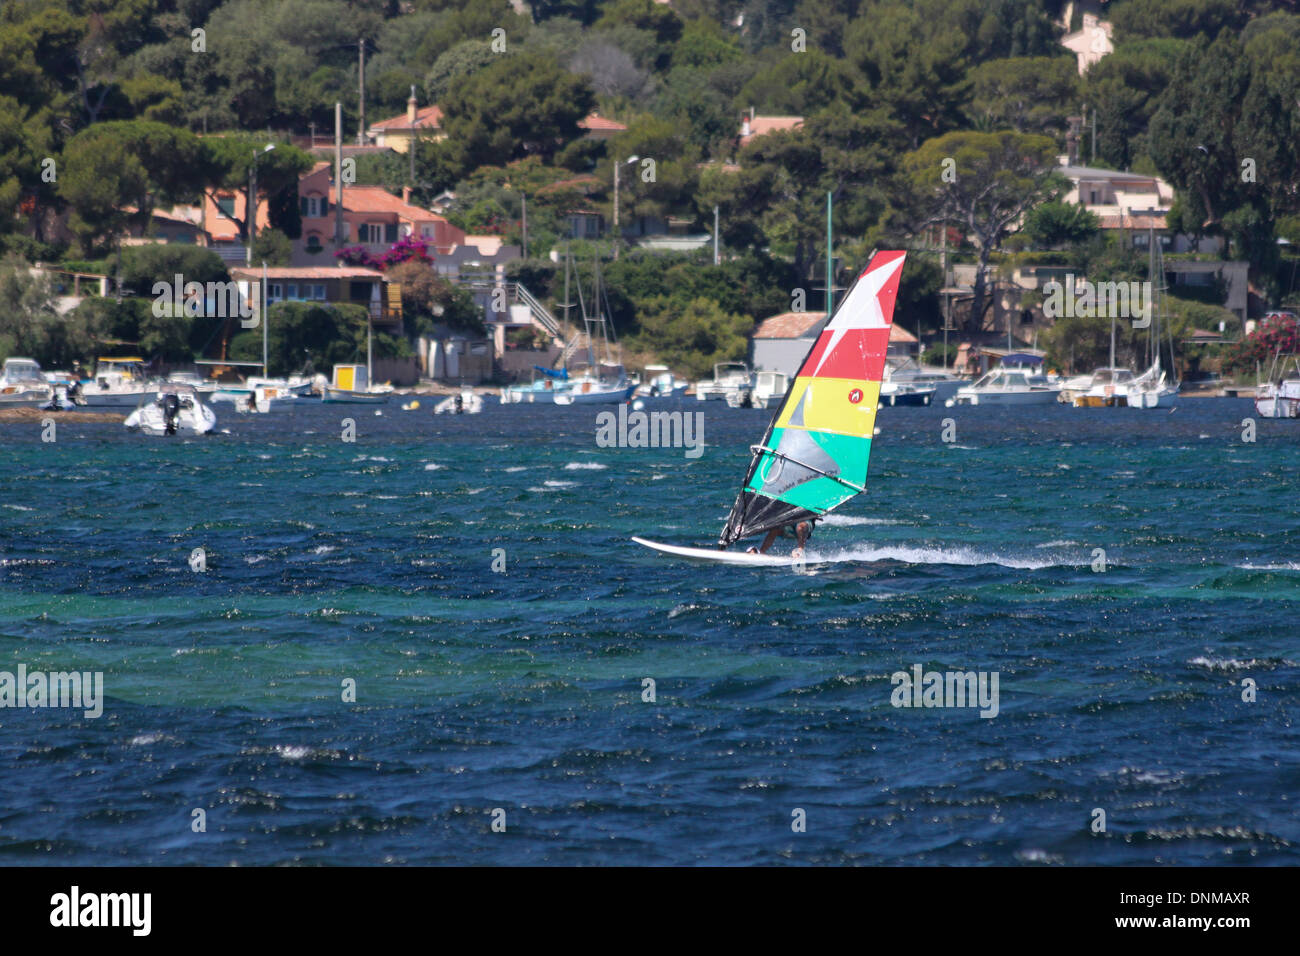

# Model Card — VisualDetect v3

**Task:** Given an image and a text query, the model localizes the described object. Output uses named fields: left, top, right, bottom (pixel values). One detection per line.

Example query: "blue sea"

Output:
left=0, top=396, right=1296, bottom=865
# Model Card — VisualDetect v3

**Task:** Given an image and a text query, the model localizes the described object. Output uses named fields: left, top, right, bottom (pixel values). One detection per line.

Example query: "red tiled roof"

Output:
left=341, top=186, right=448, bottom=221
left=578, top=113, right=627, bottom=132
left=754, top=311, right=827, bottom=339
left=369, top=105, right=443, bottom=131
left=753, top=311, right=918, bottom=342
left=230, top=267, right=385, bottom=280
left=739, top=115, right=804, bottom=145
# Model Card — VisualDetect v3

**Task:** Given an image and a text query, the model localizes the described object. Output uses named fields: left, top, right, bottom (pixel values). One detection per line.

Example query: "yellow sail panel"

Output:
left=774, top=377, right=881, bottom=435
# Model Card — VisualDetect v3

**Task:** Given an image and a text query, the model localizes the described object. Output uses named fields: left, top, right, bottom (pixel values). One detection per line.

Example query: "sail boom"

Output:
left=748, top=444, right=867, bottom=495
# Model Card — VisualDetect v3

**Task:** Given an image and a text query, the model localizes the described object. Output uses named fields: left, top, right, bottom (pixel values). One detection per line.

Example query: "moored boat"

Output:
left=123, top=386, right=217, bottom=435
left=952, top=366, right=1062, bottom=405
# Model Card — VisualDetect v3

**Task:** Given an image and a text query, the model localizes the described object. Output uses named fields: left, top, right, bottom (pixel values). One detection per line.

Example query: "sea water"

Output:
left=0, top=398, right=1295, bottom=864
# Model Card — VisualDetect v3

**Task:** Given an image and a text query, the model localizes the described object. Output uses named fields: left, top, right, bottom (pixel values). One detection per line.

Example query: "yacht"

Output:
left=0, top=357, right=54, bottom=407
left=1071, top=367, right=1136, bottom=407
left=694, top=361, right=750, bottom=401
left=725, top=370, right=788, bottom=409
left=79, top=357, right=157, bottom=407
left=952, top=367, right=1062, bottom=405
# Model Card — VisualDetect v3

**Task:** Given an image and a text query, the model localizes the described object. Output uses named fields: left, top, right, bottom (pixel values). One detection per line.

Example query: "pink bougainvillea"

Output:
left=333, top=237, right=433, bottom=270
left=1226, top=313, right=1300, bottom=369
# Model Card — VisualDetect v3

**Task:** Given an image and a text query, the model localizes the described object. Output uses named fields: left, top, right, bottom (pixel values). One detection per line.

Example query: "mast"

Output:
left=261, top=260, right=268, bottom=379
left=826, top=191, right=833, bottom=316
left=366, top=314, right=373, bottom=389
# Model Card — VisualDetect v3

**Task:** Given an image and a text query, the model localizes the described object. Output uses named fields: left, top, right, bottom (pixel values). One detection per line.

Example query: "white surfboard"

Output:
left=632, top=536, right=801, bottom=566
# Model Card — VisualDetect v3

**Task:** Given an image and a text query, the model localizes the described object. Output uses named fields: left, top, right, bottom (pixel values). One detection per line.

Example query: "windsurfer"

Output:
left=748, top=519, right=812, bottom=556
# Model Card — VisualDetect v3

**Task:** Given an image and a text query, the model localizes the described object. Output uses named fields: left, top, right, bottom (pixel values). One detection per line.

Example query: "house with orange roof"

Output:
left=293, top=161, right=466, bottom=266
left=367, top=91, right=445, bottom=153
left=577, top=113, right=627, bottom=140
left=737, top=111, right=804, bottom=150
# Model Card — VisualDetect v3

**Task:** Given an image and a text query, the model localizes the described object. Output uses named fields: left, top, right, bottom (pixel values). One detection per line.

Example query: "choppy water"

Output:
left=0, top=397, right=1296, bottom=865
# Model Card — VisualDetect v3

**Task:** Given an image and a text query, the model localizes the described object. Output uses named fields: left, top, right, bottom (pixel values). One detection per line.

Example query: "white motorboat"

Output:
left=434, top=388, right=483, bottom=414
left=884, top=360, right=965, bottom=403
left=124, top=386, right=217, bottom=435
left=636, top=365, right=689, bottom=398
left=694, top=361, right=750, bottom=401
left=1255, top=353, right=1300, bottom=418
left=0, top=357, right=54, bottom=407
left=1070, top=367, right=1137, bottom=407
left=79, top=357, right=157, bottom=407
left=725, top=370, right=789, bottom=408
left=165, top=371, right=218, bottom=395
left=952, top=367, right=1062, bottom=405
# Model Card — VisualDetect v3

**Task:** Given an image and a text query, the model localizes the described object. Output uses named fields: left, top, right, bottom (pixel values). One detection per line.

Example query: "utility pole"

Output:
left=334, top=102, right=345, bottom=246
left=826, top=191, right=833, bottom=316
left=261, top=261, right=269, bottom=379
left=612, top=161, right=620, bottom=260
left=357, top=38, right=366, bottom=146
left=246, top=157, right=257, bottom=267
left=713, top=205, right=719, bottom=265
left=521, top=193, right=528, bottom=259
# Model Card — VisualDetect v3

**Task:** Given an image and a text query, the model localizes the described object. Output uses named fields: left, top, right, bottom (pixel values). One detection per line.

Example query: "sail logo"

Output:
left=0, top=664, right=103, bottom=718
left=595, top=404, right=704, bottom=459
left=152, top=274, right=259, bottom=327
left=848, top=388, right=863, bottom=404
left=890, top=664, right=999, bottom=718
left=1041, top=274, right=1151, bottom=329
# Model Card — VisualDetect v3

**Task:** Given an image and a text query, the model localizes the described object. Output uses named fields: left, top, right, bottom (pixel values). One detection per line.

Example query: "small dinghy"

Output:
left=433, top=389, right=483, bottom=415
left=124, top=387, right=217, bottom=436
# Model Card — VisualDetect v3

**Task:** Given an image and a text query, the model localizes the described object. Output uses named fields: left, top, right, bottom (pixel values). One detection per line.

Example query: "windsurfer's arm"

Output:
left=757, top=529, right=780, bottom=554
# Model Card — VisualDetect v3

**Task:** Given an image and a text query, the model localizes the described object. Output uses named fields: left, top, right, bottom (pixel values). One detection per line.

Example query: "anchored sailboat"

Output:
left=634, top=250, right=906, bottom=563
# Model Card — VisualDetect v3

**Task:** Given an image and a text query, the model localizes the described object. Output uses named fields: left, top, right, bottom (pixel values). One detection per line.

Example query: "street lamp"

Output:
left=612, top=154, right=639, bottom=260
left=246, top=143, right=276, bottom=266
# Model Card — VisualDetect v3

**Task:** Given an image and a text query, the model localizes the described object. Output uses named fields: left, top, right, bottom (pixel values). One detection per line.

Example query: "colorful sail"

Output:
left=718, top=250, right=907, bottom=547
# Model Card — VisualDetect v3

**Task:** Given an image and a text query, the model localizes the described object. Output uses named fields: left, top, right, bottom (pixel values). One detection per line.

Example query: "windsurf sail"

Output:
left=718, top=250, right=906, bottom=548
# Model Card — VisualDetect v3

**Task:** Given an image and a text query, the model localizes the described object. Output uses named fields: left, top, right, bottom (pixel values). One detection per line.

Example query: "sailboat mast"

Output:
left=826, top=191, right=833, bottom=316
left=261, top=261, right=268, bottom=379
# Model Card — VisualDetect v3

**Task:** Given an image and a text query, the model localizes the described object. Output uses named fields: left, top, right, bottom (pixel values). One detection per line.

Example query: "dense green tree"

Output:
left=626, top=294, right=753, bottom=379
left=897, top=130, right=1063, bottom=331
left=1022, top=200, right=1101, bottom=248
left=968, top=56, right=1078, bottom=138
left=439, top=53, right=595, bottom=172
